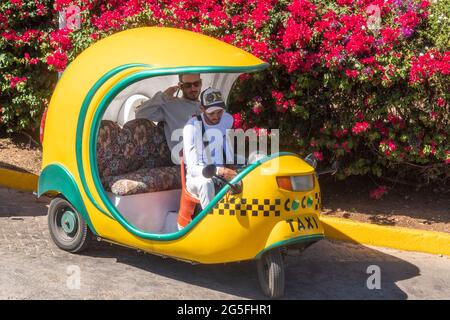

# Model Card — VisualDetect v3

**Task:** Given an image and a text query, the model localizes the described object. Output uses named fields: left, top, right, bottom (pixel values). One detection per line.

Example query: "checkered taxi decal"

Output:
left=211, top=192, right=321, bottom=217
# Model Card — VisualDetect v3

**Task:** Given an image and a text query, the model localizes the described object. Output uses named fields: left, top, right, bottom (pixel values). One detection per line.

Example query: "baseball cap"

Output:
left=200, top=87, right=225, bottom=113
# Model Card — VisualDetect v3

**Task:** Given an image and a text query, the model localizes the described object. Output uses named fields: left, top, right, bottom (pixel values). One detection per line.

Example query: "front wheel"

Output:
left=256, top=248, right=285, bottom=299
left=48, top=197, right=92, bottom=253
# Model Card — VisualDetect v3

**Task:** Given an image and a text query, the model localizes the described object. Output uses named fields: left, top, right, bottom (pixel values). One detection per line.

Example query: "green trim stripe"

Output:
left=79, top=63, right=293, bottom=241
left=38, top=163, right=97, bottom=235
left=76, top=63, right=152, bottom=219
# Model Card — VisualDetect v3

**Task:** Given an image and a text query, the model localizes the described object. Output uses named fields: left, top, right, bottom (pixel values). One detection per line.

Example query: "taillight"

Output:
left=40, top=107, right=47, bottom=144
left=276, top=175, right=314, bottom=192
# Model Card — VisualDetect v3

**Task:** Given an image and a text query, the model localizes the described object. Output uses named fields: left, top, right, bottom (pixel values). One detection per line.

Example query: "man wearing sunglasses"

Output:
left=135, top=74, right=202, bottom=152
left=182, top=87, right=237, bottom=211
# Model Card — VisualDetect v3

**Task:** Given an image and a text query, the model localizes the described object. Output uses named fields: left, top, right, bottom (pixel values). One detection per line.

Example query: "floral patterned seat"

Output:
left=102, top=166, right=181, bottom=196
left=97, top=119, right=180, bottom=196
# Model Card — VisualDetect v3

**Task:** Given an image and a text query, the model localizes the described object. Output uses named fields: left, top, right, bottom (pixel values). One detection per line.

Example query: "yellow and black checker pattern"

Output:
left=211, top=192, right=322, bottom=217
left=211, top=198, right=282, bottom=217
left=315, top=192, right=321, bottom=211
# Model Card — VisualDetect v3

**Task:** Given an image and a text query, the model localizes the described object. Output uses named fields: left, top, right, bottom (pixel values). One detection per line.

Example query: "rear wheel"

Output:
left=256, top=248, right=285, bottom=299
left=48, top=197, right=92, bottom=253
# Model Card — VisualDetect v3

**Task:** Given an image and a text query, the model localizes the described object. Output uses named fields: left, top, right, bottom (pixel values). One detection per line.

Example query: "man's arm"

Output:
left=183, top=121, right=206, bottom=178
left=135, top=91, right=165, bottom=122
left=135, top=86, right=178, bottom=122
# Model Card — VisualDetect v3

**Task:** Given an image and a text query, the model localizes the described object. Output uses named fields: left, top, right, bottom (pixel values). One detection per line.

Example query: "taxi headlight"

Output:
left=276, top=175, right=314, bottom=192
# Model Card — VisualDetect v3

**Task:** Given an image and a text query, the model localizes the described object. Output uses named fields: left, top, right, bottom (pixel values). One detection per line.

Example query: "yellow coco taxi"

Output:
left=38, top=27, right=325, bottom=298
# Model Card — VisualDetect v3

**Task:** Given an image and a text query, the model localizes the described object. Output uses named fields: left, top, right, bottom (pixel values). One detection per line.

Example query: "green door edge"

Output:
left=76, top=63, right=153, bottom=219
left=38, top=163, right=98, bottom=236
left=79, top=63, right=274, bottom=241
left=255, top=234, right=325, bottom=259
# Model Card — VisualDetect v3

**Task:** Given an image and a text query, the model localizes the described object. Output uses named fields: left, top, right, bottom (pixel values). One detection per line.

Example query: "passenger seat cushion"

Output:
left=153, top=124, right=173, bottom=166
left=98, top=118, right=180, bottom=195
left=102, top=166, right=182, bottom=196
left=122, top=118, right=172, bottom=168
left=97, top=120, right=125, bottom=177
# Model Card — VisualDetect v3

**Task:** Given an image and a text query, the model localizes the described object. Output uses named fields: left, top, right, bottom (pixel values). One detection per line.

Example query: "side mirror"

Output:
left=248, top=150, right=267, bottom=164
left=304, top=153, right=318, bottom=169
left=318, top=160, right=339, bottom=176
left=331, top=160, right=339, bottom=172
left=202, top=164, right=217, bottom=179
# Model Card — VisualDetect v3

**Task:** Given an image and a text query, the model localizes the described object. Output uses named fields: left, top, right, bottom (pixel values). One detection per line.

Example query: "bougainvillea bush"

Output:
left=0, top=0, right=449, bottom=185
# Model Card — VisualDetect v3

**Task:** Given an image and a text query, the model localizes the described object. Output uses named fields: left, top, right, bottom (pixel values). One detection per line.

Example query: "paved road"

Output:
left=1, top=187, right=449, bottom=300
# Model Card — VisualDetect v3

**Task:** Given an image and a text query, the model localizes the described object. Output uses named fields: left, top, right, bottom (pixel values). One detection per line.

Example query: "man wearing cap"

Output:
left=182, top=87, right=237, bottom=210
left=135, top=74, right=202, bottom=152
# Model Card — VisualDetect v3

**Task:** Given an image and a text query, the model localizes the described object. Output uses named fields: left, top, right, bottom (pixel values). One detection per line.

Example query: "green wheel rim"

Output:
left=61, top=211, right=77, bottom=234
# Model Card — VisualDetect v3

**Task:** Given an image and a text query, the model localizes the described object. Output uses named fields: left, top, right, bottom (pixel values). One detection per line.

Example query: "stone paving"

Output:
left=1, top=187, right=450, bottom=300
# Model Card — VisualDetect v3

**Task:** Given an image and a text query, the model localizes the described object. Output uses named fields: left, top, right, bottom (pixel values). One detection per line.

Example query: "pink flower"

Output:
left=396, top=11, right=420, bottom=34
left=232, top=113, right=243, bottom=129
left=380, top=27, right=401, bottom=44
left=336, top=0, right=353, bottom=5
left=345, top=32, right=373, bottom=56
left=356, top=112, right=364, bottom=120
left=10, top=0, right=22, bottom=7
left=436, top=98, right=446, bottom=107
left=387, top=113, right=404, bottom=129
left=345, top=69, right=359, bottom=78
left=277, top=51, right=302, bottom=73
left=430, top=111, right=438, bottom=121
left=370, top=185, right=388, bottom=200
left=252, top=105, right=263, bottom=115
left=253, top=127, right=268, bottom=137
left=388, top=140, right=396, bottom=151
left=24, top=53, right=38, bottom=65
left=352, top=122, right=370, bottom=135
left=409, top=50, right=449, bottom=84
left=288, top=0, right=316, bottom=22
left=313, top=151, right=324, bottom=161
left=342, top=141, right=351, bottom=153
left=271, top=90, right=290, bottom=112
left=46, top=50, right=68, bottom=72
left=380, top=139, right=396, bottom=156
left=333, top=128, right=348, bottom=138
left=282, top=19, right=312, bottom=49
left=10, top=76, right=26, bottom=89
left=50, top=29, right=72, bottom=51
left=54, top=0, right=73, bottom=11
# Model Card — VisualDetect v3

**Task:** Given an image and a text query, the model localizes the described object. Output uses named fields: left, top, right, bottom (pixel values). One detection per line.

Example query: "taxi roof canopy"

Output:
left=49, top=26, right=269, bottom=126
left=43, top=27, right=268, bottom=167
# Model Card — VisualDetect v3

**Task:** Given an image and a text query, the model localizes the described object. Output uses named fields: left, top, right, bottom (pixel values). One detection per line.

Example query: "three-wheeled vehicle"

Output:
left=39, top=27, right=326, bottom=298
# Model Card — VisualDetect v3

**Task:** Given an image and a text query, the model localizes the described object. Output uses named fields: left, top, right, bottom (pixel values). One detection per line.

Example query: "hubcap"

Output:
left=61, top=210, right=77, bottom=234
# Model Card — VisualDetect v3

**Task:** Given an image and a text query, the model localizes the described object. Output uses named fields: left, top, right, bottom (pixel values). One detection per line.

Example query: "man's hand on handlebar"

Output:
left=217, top=167, right=237, bottom=181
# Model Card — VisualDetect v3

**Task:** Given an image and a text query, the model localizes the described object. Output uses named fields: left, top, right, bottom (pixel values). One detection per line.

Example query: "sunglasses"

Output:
left=180, top=80, right=202, bottom=89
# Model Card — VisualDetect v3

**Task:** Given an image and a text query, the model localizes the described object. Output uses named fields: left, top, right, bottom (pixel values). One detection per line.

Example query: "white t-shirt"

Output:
left=183, top=112, right=234, bottom=179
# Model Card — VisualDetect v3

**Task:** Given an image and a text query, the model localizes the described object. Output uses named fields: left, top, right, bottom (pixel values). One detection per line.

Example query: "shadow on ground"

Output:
left=0, top=187, right=48, bottom=217
left=0, top=161, right=34, bottom=174
left=79, top=238, right=420, bottom=300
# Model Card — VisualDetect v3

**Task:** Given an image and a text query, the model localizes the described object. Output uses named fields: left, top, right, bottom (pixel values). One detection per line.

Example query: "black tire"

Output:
left=48, top=197, right=92, bottom=253
left=256, top=248, right=285, bottom=299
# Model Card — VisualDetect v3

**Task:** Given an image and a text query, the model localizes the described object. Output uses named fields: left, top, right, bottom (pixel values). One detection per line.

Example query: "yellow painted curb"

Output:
left=0, top=168, right=38, bottom=192
left=321, top=216, right=450, bottom=257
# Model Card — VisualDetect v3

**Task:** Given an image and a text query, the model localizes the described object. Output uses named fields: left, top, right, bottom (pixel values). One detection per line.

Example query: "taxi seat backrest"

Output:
left=97, top=119, right=180, bottom=195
